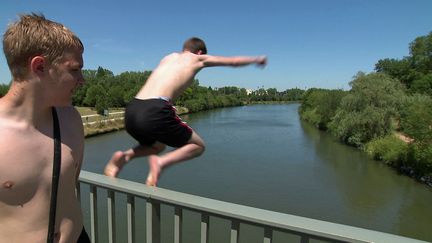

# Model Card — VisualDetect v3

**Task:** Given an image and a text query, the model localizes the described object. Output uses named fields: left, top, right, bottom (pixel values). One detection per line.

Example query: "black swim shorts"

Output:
left=125, top=98, right=193, bottom=147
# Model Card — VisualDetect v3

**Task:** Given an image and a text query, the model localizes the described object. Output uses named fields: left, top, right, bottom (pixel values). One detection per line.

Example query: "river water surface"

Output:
left=82, top=104, right=432, bottom=242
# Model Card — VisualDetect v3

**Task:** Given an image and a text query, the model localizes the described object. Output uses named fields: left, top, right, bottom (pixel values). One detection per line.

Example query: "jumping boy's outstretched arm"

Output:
left=198, top=55, right=267, bottom=68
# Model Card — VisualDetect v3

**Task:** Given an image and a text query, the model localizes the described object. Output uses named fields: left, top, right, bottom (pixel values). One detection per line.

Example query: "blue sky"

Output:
left=1, top=0, right=431, bottom=91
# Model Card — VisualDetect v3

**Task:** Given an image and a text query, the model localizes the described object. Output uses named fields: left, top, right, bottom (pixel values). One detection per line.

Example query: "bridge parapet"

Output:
left=78, top=171, right=426, bottom=243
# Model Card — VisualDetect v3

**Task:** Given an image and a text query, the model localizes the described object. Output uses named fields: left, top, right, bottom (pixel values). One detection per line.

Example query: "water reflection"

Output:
left=300, top=119, right=432, bottom=240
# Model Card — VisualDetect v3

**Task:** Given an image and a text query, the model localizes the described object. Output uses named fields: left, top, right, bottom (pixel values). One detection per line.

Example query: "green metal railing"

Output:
left=78, top=170, right=426, bottom=243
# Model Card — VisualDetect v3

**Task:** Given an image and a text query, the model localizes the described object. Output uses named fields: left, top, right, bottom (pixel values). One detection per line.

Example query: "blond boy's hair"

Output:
left=2, top=13, right=84, bottom=79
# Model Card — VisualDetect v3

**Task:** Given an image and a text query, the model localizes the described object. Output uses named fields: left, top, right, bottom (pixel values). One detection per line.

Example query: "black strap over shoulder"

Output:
left=47, top=107, right=61, bottom=243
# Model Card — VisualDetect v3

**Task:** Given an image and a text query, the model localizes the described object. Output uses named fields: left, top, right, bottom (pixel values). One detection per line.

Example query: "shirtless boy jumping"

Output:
left=104, top=37, right=267, bottom=186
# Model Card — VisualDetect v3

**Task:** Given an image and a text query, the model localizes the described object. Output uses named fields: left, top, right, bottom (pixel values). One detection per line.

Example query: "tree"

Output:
left=96, top=66, right=114, bottom=79
left=410, top=74, right=432, bottom=96
left=82, top=69, right=98, bottom=81
left=375, top=58, right=416, bottom=88
left=282, top=88, right=304, bottom=101
left=83, top=84, right=107, bottom=107
left=108, top=86, right=126, bottom=107
left=375, top=32, right=432, bottom=94
left=400, top=94, right=432, bottom=142
left=329, top=72, right=405, bottom=147
left=0, top=83, right=10, bottom=97
left=95, top=95, right=110, bottom=115
left=299, top=89, right=346, bottom=129
left=409, top=32, right=432, bottom=75
left=123, top=85, right=141, bottom=104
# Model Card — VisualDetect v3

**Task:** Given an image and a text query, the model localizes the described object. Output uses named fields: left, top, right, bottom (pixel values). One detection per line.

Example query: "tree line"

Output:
left=0, top=67, right=304, bottom=114
left=71, top=67, right=303, bottom=114
left=299, top=32, right=432, bottom=184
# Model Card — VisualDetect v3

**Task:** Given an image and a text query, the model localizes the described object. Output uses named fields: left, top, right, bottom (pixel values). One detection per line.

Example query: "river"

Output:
left=82, top=103, right=432, bottom=242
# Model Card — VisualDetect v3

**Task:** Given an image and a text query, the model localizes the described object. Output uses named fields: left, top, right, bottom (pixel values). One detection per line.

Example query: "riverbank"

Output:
left=303, top=122, right=432, bottom=188
left=83, top=106, right=189, bottom=137
left=82, top=102, right=297, bottom=137
left=84, top=119, right=124, bottom=137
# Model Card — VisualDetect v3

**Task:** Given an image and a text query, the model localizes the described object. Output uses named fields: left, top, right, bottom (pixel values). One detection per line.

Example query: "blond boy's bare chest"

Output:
left=0, top=127, right=76, bottom=205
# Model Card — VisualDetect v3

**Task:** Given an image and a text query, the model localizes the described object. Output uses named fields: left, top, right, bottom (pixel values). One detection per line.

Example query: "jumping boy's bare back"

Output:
left=105, top=37, right=266, bottom=186
left=136, top=51, right=266, bottom=100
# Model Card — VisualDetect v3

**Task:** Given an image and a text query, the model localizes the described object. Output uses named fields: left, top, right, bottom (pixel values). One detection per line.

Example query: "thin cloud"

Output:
left=89, top=38, right=132, bottom=54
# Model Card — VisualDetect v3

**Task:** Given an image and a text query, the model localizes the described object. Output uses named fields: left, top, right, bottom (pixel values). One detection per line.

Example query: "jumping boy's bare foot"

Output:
left=146, top=155, right=161, bottom=186
left=104, top=151, right=127, bottom=177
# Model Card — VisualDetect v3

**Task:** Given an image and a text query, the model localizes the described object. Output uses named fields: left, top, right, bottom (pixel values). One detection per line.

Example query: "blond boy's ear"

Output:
left=30, top=56, right=46, bottom=74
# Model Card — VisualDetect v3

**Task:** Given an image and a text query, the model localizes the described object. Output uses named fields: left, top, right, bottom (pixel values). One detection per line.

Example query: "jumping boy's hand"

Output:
left=256, top=56, right=267, bottom=67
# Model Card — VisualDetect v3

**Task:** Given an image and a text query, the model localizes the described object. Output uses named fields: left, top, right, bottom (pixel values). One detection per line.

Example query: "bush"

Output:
left=399, top=94, right=432, bottom=142
left=408, top=142, right=432, bottom=176
left=365, top=135, right=409, bottom=166
left=301, top=108, right=322, bottom=128
left=183, top=99, right=205, bottom=113
left=95, top=96, right=110, bottom=115
left=299, top=89, right=347, bottom=130
left=328, top=72, right=405, bottom=147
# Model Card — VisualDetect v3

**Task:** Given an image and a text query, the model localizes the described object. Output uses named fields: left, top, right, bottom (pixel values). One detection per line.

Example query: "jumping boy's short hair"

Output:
left=182, top=37, right=207, bottom=55
left=2, top=13, right=84, bottom=79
